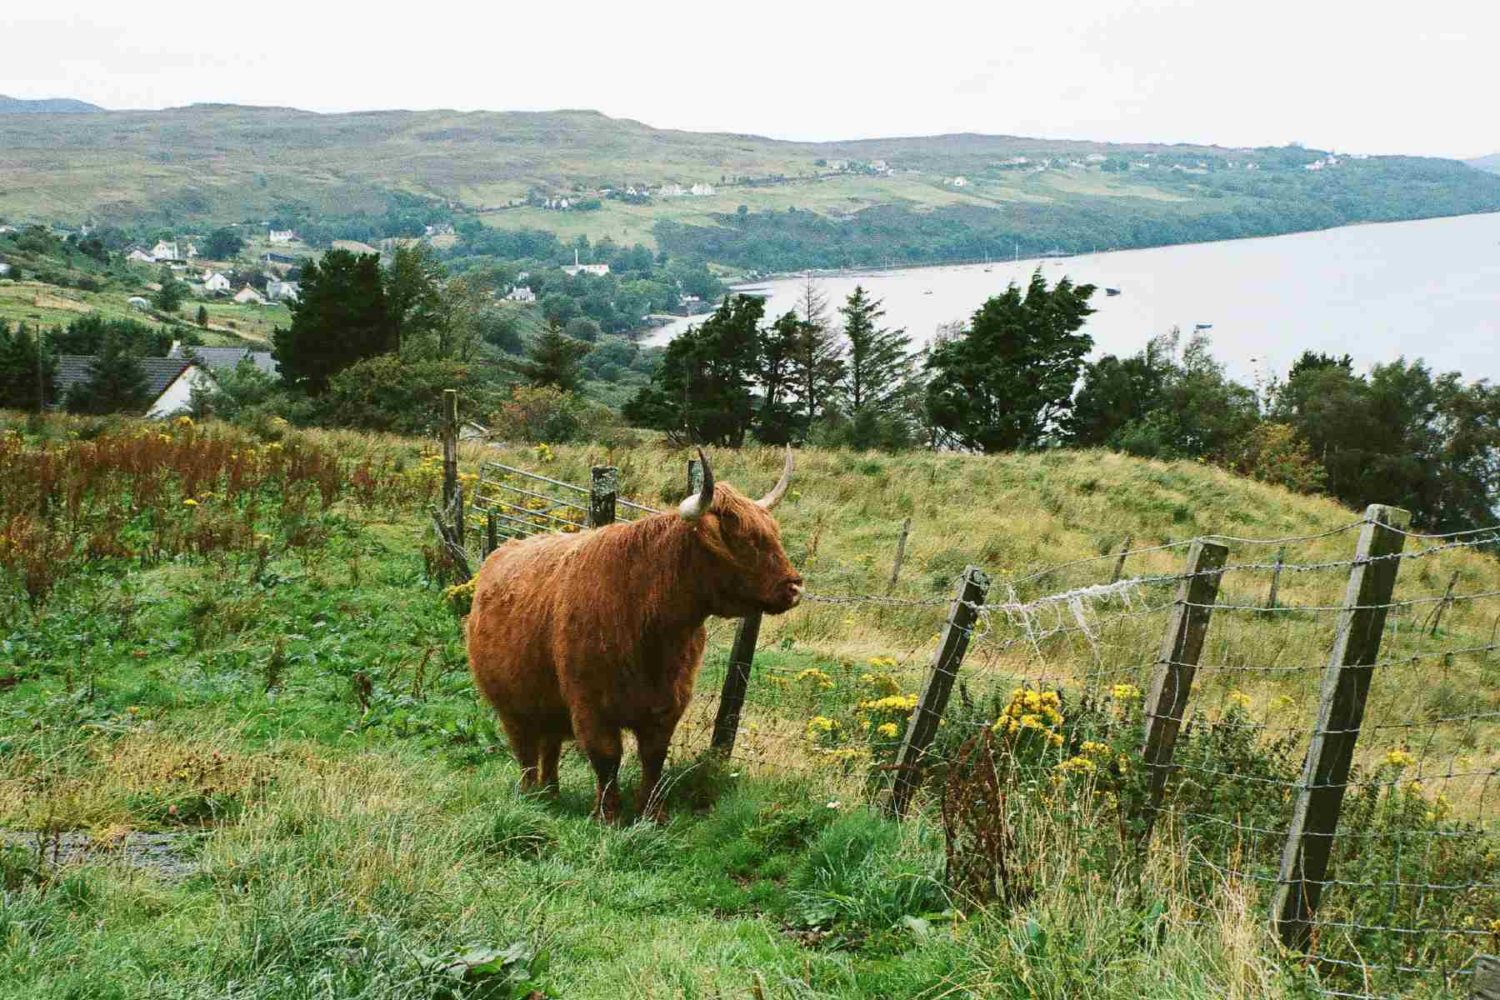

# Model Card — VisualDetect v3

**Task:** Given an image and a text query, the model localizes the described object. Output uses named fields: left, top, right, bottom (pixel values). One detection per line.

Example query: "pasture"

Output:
left=1, top=415, right=1496, bottom=998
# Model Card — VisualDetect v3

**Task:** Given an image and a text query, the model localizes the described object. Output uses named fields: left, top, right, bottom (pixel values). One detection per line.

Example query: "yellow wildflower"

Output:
left=182, top=498, right=198, bottom=507
left=1385, top=748, right=1416, bottom=769
left=876, top=722, right=900, bottom=739
left=795, top=668, right=835, bottom=690
left=1110, top=683, right=1141, bottom=702
left=1056, top=756, right=1097, bottom=775
left=807, top=716, right=839, bottom=736
left=1227, top=690, right=1252, bottom=710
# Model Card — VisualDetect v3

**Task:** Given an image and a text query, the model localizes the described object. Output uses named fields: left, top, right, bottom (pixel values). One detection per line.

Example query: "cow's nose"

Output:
left=786, top=579, right=804, bottom=606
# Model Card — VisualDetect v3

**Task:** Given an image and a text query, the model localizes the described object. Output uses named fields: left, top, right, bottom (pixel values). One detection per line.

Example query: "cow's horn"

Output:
left=757, top=446, right=794, bottom=510
left=678, top=447, right=715, bottom=520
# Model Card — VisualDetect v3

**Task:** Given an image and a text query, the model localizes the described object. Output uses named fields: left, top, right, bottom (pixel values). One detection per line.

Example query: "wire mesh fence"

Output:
left=438, top=451, right=1500, bottom=998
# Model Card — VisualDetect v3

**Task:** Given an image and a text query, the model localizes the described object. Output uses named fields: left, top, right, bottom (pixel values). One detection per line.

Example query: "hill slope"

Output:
left=1469, top=153, right=1500, bottom=174
left=4, top=104, right=1500, bottom=269
left=0, top=94, right=102, bottom=114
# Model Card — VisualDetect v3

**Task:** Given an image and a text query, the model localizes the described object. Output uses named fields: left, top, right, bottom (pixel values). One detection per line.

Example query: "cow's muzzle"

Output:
left=766, top=576, right=804, bottom=614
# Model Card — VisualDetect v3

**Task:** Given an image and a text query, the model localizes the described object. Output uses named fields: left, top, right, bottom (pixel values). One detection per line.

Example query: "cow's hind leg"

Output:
left=635, top=722, right=675, bottom=824
left=499, top=717, right=542, bottom=791
left=538, top=735, right=564, bottom=796
left=574, top=720, right=623, bottom=823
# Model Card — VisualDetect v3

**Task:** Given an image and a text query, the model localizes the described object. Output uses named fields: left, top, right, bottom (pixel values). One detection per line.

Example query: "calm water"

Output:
left=649, top=212, right=1500, bottom=383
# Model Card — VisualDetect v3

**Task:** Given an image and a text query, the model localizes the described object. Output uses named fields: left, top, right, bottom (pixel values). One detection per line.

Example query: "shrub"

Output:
left=493, top=385, right=616, bottom=444
left=319, top=354, right=482, bottom=435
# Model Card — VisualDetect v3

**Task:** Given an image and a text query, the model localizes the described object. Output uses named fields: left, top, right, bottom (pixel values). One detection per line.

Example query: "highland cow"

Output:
left=467, top=449, right=802, bottom=822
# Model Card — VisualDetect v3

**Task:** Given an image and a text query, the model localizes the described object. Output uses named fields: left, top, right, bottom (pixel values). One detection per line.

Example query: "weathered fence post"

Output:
left=1471, top=955, right=1500, bottom=1000
left=484, top=509, right=499, bottom=559
left=1139, top=539, right=1229, bottom=841
left=687, top=456, right=704, bottom=495
left=711, top=613, right=763, bottom=754
left=1428, top=569, right=1461, bottom=636
left=441, top=388, right=458, bottom=511
left=1111, top=534, right=1134, bottom=584
left=589, top=466, right=618, bottom=528
left=887, top=518, right=912, bottom=592
left=1272, top=504, right=1410, bottom=952
left=888, top=565, right=991, bottom=819
left=1266, top=544, right=1287, bottom=609
left=453, top=483, right=465, bottom=546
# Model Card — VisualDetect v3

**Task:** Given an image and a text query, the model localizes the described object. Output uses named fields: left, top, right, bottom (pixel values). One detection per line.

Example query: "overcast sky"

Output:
left=6, top=0, right=1495, bottom=158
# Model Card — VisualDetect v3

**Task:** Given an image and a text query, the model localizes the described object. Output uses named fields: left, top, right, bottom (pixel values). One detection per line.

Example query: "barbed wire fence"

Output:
left=430, top=408, right=1500, bottom=997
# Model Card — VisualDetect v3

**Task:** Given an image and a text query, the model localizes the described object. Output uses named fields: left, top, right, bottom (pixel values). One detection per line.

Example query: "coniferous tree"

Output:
left=785, top=277, right=844, bottom=436
left=624, top=294, right=763, bottom=445
left=925, top=270, right=1095, bottom=452
left=753, top=310, right=802, bottom=444
left=272, top=249, right=393, bottom=394
left=0, top=323, right=56, bottom=410
left=153, top=266, right=185, bottom=313
left=838, top=286, right=916, bottom=447
left=513, top=320, right=592, bottom=391
left=66, top=329, right=150, bottom=414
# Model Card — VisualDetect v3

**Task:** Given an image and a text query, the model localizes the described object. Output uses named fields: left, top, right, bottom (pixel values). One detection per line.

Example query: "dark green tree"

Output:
left=753, top=310, right=802, bottom=445
left=66, top=329, right=151, bottom=414
left=785, top=278, right=844, bottom=434
left=838, top=285, right=916, bottom=448
left=202, top=227, right=244, bottom=260
left=272, top=249, right=393, bottom=394
left=925, top=270, right=1096, bottom=451
left=0, top=323, right=56, bottom=410
left=384, top=244, right=445, bottom=355
left=513, top=320, right=593, bottom=392
left=153, top=266, right=185, bottom=313
left=623, top=294, right=763, bottom=446
left=196, top=304, right=209, bottom=328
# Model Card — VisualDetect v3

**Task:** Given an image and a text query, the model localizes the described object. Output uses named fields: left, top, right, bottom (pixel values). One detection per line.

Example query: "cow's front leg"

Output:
left=634, top=721, right=675, bottom=824
left=576, top=721, right=623, bottom=823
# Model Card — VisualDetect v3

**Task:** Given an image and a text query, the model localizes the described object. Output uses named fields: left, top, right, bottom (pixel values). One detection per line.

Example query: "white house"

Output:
left=233, top=284, right=267, bottom=305
left=54, top=356, right=217, bottom=419
left=150, top=240, right=181, bottom=261
left=268, top=229, right=297, bottom=245
left=689, top=182, right=716, bottom=196
left=506, top=285, right=536, bottom=303
left=562, top=249, right=610, bottom=277
left=266, top=279, right=300, bottom=302
left=657, top=183, right=686, bottom=198
left=948, top=176, right=969, bottom=187
left=127, top=248, right=156, bottom=264
left=202, top=272, right=231, bottom=293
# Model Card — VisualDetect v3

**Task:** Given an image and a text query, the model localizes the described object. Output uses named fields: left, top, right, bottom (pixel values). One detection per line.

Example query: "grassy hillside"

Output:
left=1, top=416, right=1495, bottom=998
left=4, top=105, right=1500, bottom=269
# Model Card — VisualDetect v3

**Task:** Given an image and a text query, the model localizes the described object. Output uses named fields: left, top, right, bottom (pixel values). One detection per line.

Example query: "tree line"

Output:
left=623, top=272, right=1500, bottom=531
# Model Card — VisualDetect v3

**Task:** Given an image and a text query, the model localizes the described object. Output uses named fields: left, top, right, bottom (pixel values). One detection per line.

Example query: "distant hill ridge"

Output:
left=0, top=95, right=102, bottom=114
left=1468, top=153, right=1500, bottom=175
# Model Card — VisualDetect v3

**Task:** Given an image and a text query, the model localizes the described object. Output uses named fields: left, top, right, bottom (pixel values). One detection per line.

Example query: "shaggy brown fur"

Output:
left=467, top=482, right=802, bottom=821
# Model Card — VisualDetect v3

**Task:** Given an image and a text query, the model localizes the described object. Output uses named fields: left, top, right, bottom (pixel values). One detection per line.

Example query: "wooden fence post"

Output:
left=484, top=509, right=499, bottom=559
left=1471, top=955, right=1500, bottom=1000
left=1111, top=534, right=1134, bottom=584
left=1266, top=545, right=1287, bottom=609
left=589, top=466, right=618, bottom=528
left=441, top=388, right=458, bottom=512
left=687, top=457, right=703, bottom=495
left=1139, top=539, right=1229, bottom=841
left=888, top=565, right=991, bottom=819
left=887, top=518, right=912, bottom=592
left=711, top=612, right=763, bottom=754
left=1272, top=504, right=1410, bottom=952
left=453, top=483, right=465, bottom=546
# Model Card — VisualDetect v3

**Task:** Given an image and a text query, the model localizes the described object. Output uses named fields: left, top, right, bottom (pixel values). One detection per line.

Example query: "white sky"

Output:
left=6, top=0, right=1496, bottom=158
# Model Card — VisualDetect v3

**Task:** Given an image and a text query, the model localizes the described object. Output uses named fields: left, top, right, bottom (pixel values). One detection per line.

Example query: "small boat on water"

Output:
left=1105, top=287, right=1121, bottom=297
left=1194, top=323, right=1214, bottom=331
left=923, top=289, right=933, bottom=295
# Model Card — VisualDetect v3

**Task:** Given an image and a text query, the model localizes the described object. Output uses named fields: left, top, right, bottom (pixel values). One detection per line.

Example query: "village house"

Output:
left=689, top=182, right=716, bottom=196
left=126, top=247, right=156, bottom=264
left=202, top=271, right=231, bottom=294
left=657, top=183, right=687, bottom=198
left=561, top=249, right=609, bottom=277
left=266, top=278, right=300, bottom=303
left=233, top=284, right=267, bottom=305
left=168, top=343, right=279, bottom=377
left=331, top=239, right=380, bottom=255
left=947, top=176, right=969, bottom=187
left=54, top=356, right=217, bottom=419
left=506, top=285, right=537, bottom=303
left=267, top=229, right=297, bottom=245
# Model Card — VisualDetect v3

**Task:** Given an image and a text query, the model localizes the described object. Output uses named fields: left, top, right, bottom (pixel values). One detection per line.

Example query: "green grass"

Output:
left=2, top=415, right=1494, bottom=997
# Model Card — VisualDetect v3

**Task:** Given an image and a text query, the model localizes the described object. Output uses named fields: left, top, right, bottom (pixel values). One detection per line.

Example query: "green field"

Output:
left=2, top=415, right=1496, bottom=998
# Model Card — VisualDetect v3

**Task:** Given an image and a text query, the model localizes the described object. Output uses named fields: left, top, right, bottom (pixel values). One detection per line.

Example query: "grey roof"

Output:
left=167, top=344, right=279, bottom=376
left=55, top=355, right=198, bottom=402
